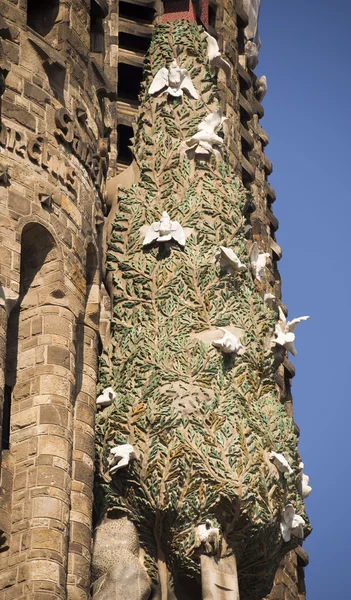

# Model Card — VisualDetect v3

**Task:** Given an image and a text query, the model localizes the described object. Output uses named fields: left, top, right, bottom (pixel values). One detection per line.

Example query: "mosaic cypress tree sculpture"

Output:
left=93, top=21, right=310, bottom=600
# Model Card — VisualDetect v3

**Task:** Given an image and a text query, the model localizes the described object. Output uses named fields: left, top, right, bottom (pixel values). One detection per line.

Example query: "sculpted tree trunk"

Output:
left=93, top=21, right=309, bottom=600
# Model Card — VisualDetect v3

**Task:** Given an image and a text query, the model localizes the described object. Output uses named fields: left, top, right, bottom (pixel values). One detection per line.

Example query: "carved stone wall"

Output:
left=217, top=3, right=309, bottom=599
left=0, top=0, right=116, bottom=597
left=0, top=0, right=309, bottom=599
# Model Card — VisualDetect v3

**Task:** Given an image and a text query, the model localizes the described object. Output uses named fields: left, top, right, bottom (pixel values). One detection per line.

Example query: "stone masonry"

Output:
left=0, top=1, right=308, bottom=598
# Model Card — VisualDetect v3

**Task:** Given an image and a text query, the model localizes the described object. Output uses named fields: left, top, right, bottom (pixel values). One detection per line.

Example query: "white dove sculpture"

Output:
left=250, top=242, right=270, bottom=282
left=297, top=462, right=312, bottom=499
left=212, top=330, right=245, bottom=355
left=280, top=504, right=305, bottom=543
left=245, top=40, right=259, bottom=70
left=272, top=306, right=309, bottom=357
left=195, top=519, right=220, bottom=552
left=185, top=110, right=227, bottom=158
left=96, top=386, right=116, bottom=408
left=204, top=32, right=231, bottom=77
left=254, top=75, right=267, bottom=102
left=148, top=60, right=198, bottom=99
left=269, top=451, right=293, bottom=475
left=215, top=246, right=246, bottom=275
left=108, top=444, right=136, bottom=475
left=143, top=211, right=186, bottom=247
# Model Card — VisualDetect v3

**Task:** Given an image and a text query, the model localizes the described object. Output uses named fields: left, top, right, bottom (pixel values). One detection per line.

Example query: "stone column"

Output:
left=67, top=322, right=99, bottom=599
left=4, top=303, right=76, bottom=599
left=0, top=304, right=7, bottom=452
left=67, top=255, right=100, bottom=600
left=0, top=291, right=17, bottom=558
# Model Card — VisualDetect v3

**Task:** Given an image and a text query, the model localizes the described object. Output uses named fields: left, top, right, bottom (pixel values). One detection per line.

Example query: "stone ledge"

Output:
left=252, top=97, right=264, bottom=119
left=238, top=63, right=251, bottom=90
left=241, top=155, right=255, bottom=182
left=263, top=154, right=273, bottom=176
left=283, top=357, right=296, bottom=379
left=239, top=93, right=254, bottom=120
left=118, top=48, right=145, bottom=67
left=267, top=207, right=279, bottom=232
left=258, top=124, right=269, bottom=147
left=240, top=123, right=254, bottom=151
left=266, top=182, right=276, bottom=203
left=235, top=2, right=249, bottom=28
left=118, top=17, right=153, bottom=37
left=296, top=546, right=309, bottom=567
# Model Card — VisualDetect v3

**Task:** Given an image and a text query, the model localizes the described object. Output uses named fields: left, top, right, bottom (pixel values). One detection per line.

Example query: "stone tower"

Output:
left=0, top=1, right=310, bottom=599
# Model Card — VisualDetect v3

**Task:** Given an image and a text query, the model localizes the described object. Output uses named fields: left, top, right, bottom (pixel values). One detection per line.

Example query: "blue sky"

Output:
left=259, top=1, right=350, bottom=598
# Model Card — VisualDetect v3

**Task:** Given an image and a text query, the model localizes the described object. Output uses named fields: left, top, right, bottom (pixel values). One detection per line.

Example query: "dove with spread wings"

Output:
left=148, top=59, right=199, bottom=99
left=272, top=306, right=309, bottom=356
left=142, top=211, right=187, bottom=247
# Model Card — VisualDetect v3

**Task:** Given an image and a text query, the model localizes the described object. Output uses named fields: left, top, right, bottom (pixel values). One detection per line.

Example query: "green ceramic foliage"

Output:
left=95, top=21, right=310, bottom=599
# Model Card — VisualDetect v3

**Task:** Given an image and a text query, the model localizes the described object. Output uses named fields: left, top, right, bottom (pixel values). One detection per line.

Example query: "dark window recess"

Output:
left=27, top=0, right=59, bottom=37
left=117, top=124, right=133, bottom=165
left=208, top=3, right=217, bottom=28
left=270, top=223, right=276, bottom=242
left=1, top=385, right=12, bottom=450
left=118, top=63, right=143, bottom=101
left=192, top=0, right=202, bottom=23
left=237, top=27, right=245, bottom=55
left=119, top=32, right=151, bottom=54
left=241, top=137, right=251, bottom=155
left=43, top=62, right=66, bottom=102
left=119, top=2, right=155, bottom=23
left=90, top=0, right=105, bottom=53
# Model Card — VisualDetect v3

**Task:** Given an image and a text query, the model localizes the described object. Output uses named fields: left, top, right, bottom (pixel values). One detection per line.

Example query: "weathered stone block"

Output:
left=74, top=431, right=94, bottom=457
left=40, top=374, right=70, bottom=397
left=73, top=461, right=93, bottom=489
left=0, top=566, right=17, bottom=590
left=2, top=99, right=36, bottom=130
left=31, top=528, right=62, bottom=552
left=1, top=39, right=19, bottom=64
left=39, top=404, right=69, bottom=428
left=24, top=81, right=50, bottom=107
left=38, top=435, right=71, bottom=461
left=8, top=190, right=31, bottom=216
left=266, top=583, right=285, bottom=600
left=11, top=406, right=38, bottom=430
left=47, top=345, right=71, bottom=369
left=32, top=497, right=64, bottom=520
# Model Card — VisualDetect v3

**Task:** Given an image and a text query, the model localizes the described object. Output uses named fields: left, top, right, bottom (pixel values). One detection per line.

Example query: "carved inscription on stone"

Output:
left=0, top=107, right=107, bottom=196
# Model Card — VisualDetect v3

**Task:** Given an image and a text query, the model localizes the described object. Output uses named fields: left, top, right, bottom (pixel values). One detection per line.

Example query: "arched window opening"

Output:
left=20, top=224, right=57, bottom=296
left=208, top=3, right=217, bottom=29
left=4, top=223, right=58, bottom=448
left=90, top=0, right=106, bottom=54
left=27, top=0, right=59, bottom=37
left=43, top=62, right=66, bottom=103
left=117, top=124, right=133, bottom=167
left=118, top=63, right=143, bottom=102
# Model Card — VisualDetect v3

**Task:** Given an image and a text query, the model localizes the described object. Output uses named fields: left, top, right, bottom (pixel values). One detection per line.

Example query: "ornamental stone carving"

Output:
left=94, top=20, right=310, bottom=600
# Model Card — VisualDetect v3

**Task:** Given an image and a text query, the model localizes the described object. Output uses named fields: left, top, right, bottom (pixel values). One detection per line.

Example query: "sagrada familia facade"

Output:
left=0, top=1, right=311, bottom=598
